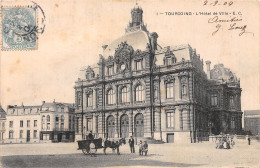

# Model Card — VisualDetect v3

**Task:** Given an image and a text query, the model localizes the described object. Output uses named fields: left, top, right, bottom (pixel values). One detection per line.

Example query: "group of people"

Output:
left=88, top=132, right=149, bottom=157
left=215, top=136, right=235, bottom=149
left=129, top=136, right=149, bottom=156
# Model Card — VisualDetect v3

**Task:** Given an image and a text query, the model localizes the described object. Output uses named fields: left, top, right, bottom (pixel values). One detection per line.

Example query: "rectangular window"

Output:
left=9, top=131, right=14, bottom=139
left=61, top=123, right=64, bottom=130
left=33, top=130, right=37, bottom=138
left=121, top=87, right=128, bottom=103
left=42, top=123, right=45, bottom=130
left=87, top=119, right=92, bottom=131
left=136, top=60, right=142, bottom=71
left=166, top=112, right=174, bottom=128
left=230, top=95, right=235, bottom=108
left=20, top=130, right=23, bottom=139
left=34, top=120, right=37, bottom=127
left=27, top=120, right=30, bottom=127
left=108, top=66, right=113, bottom=76
left=231, top=117, right=235, bottom=129
left=47, top=123, right=50, bottom=130
left=107, top=90, right=114, bottom=105
left=87, top=94, right=93, bottom=107
left=77, top=92, right=82, bottom=106
left=9, top=121, right=13, bottom=128
left=76, top=118, right=79, bottom=133
left=211, top=93, right=218, bottom=106
left=20, top=120, right=23, bottom=127
left=166, top=82, right=174, bottom=99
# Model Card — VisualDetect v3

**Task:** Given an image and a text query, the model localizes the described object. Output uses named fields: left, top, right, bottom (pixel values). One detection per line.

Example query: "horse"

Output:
left=103, top=138, right=126, bottom=155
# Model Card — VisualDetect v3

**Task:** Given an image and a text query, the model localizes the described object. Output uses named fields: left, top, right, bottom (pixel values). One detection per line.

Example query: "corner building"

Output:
left=74, top=6, right=242, bottom=143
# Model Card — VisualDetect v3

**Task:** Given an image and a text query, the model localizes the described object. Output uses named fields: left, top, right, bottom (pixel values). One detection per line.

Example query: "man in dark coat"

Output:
left=103, top=138, right=109, bottom=155
left=88, top=131, right=94, bottom=140
left=128, top=136, right=135, bottom=153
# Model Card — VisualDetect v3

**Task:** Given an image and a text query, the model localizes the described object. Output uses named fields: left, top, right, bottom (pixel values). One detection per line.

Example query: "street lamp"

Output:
left=81, top=79, right=84, bottom=140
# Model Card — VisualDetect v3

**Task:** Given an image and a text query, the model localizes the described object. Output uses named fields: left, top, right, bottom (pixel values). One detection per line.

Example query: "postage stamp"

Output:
left=1, top=7, right=37, bottom=50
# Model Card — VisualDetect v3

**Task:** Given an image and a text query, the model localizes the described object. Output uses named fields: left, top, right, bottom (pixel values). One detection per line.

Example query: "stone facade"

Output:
left=74, top=5, right=242, bottom=143
left=3, top=101, right=75, bottom=143
left=0, top=105, right=6, bottom=144
left=244, top=110, right=260, bottom=135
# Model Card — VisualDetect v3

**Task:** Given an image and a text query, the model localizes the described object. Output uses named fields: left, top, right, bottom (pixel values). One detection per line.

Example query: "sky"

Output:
left=0, top=0, right=259, bottom=112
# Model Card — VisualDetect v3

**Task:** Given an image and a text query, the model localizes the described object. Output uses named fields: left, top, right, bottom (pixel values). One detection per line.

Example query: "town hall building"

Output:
left=74, top=5, right=242, bottom=143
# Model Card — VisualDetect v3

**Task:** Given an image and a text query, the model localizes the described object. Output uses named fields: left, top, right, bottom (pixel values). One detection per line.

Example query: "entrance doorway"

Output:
left=58, top=133, right=62, bottom=142
left=135, top=113, right=144, bottom=137
left=107, top=115, right=115, bottom=138
left=120, top=114, right=129, bottom=138
left=167, top=133, right=174, bottom=143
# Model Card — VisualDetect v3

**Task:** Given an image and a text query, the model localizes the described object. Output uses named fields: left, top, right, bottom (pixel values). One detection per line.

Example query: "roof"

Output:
left=154, top=44, right=192, bottom=66
left=244, top=110, right=260, bottom=116
left=103, top=30, right=150, bottom=58
left=0, top=105, right=6, bottom=119
left=210, top=64, right=239, bottom=85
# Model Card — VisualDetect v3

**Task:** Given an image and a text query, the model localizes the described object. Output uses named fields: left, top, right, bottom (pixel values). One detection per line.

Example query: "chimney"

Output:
left=206, top=61, right=211, bottom=79
left=42, top=101, right=45, bottom=105
left=102, top=45, right=108, bottom=51
left=150, top=32, right=158, bottom=51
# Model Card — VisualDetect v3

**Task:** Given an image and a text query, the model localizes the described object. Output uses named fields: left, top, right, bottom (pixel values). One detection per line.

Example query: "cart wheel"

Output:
left=82, top=148, right=90, bottom=155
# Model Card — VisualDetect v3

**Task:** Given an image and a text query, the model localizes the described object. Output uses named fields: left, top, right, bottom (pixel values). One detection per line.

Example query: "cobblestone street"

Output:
left=1, top=139, right=260, bottom=168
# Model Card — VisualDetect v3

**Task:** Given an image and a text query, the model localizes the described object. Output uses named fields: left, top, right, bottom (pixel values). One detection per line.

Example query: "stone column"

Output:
left=130, top=110, right=134, bottom=136
left=179, top=109, right=183, bottom=130
left=115, top=112, right=119, bottom=138
left=182, top=106, right=190, bottom=131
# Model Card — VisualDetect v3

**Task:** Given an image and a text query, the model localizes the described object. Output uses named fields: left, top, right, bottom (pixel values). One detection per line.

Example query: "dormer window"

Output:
left=108, top=66, right=113, bottom=76
left=166, top=57, right=172, bottom=65
left=86, top=73, right=90, bottom=80
left=164, top=47, right=177, bottom=66
left=136, top=60, right=142, bottom=72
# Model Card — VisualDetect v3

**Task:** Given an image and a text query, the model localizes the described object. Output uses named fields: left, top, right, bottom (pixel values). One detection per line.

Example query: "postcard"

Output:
left=0, top=0, right=259, bottom=167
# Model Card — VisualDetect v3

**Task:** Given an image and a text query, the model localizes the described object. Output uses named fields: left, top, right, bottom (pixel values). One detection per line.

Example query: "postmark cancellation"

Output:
left=1, top=6, right=38, bottom=50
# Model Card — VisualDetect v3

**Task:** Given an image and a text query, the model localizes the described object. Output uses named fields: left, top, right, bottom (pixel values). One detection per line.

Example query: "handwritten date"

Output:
left=203, top=0, right=233, bottom=6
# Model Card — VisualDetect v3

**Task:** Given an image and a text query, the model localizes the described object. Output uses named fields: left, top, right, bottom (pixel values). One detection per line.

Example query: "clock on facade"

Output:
left=121, top=64, right=126, bottom=71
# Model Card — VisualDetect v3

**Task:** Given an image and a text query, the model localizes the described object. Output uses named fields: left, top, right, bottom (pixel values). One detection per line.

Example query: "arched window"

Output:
left=121, top=87, right=128, bottom=103
left=135, top=85, right=144, bottom=102
left=42, top=115, right=45, bottom=122
left=107, top=89, right=114, bottom=105
left=166, top=82, right=174, bottom=99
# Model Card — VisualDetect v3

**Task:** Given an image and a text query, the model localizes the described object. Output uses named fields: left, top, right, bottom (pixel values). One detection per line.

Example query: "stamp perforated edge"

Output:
left=0, top=5, right=39, bottom=51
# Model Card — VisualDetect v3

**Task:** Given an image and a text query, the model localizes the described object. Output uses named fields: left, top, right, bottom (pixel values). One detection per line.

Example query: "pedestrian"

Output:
left=142, top=141, right=148, bottom=156
left=88, top=131, right=94, bottom=140
left=103, top=138, right=109, bottom=155
left=116, top=141, right=120, bottom=155
left=90, top=141, right=96, bottom=157
left=139, top=140, right=143, bottom=156
left=248, top=137, right=251, bottom=145
left=128, top=136, right=135, bottom=153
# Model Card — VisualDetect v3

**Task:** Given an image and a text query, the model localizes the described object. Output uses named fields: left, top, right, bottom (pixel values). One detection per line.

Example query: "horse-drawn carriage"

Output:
left=77, top=138, right=126, bottom=155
